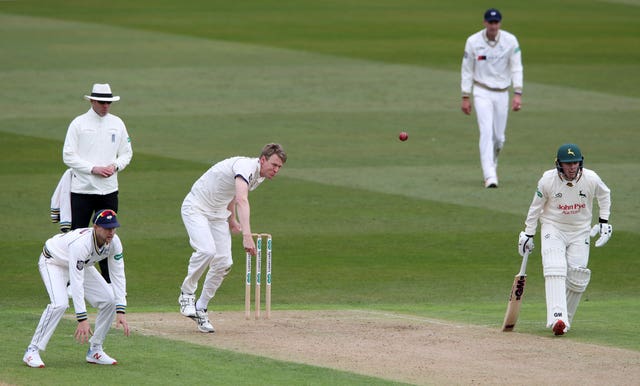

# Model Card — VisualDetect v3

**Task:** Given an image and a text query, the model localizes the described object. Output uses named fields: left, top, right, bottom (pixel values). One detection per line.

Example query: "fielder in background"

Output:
left=461, top=8, right=523, bottom=188
left=178, top=143, right=287, bottom=333
left=63, top=83, right=133, bottom=283
left=518, top=144, right=612, bottom=336
left=23, top=210, right=130, bottom=368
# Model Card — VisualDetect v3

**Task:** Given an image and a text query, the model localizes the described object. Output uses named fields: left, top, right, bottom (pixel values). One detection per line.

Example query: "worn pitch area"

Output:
left=127, top=310, right=640, bottom=385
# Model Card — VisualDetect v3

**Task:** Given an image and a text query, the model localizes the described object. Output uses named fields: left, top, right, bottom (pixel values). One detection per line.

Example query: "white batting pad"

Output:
left=545, top=275, right=568, bottom=329
left=567, top=267, right=591, bottom=293
left=566, top=267, right=591, bottom=323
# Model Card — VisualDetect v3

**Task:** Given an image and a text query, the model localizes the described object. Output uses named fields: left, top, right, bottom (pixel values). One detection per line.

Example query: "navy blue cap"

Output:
left=93, top=209, right=120, bottom=229
left=484, top=8, right=502, bottom=22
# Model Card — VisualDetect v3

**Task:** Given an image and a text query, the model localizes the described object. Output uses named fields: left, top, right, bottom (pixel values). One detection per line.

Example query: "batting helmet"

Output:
left=555, top=143, right=584, bottom=171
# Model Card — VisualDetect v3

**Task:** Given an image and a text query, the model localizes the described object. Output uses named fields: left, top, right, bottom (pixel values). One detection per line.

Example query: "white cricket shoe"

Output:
left=191, top=309, right=215, bottom=333
left=179, top=293, right=196, bottom=317
left=86, top=348, right=118, bottom=365
left=23, top=347, right=45, bottom=368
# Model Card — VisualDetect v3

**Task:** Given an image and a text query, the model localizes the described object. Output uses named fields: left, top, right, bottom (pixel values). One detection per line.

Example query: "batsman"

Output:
left=518, top=143, right=612, bottom=336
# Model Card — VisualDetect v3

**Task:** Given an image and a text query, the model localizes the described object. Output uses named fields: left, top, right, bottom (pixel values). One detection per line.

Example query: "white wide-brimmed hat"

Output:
left=84, top=83, right=121, bottom=102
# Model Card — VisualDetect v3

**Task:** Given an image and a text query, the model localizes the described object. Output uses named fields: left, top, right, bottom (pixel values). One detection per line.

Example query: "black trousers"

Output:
left=70, top=191, right=119, bottom=283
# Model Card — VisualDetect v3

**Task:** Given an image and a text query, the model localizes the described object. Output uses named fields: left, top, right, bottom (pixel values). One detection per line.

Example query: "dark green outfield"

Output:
left=1, top=1, right=639, bottom=384
left=2, top=0, right=639, bottom=97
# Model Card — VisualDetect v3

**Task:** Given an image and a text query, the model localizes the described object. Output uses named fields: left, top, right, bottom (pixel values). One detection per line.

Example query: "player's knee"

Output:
left=213, top=263, right=232, bottom=277
left=95, top=291, right=116, bottom=308
left=543, top=265, right=566, bottom=277
left=542, top=248, right=567, bottom=277
left=50, top=303, right=69, bottom=313
left=567, top=267, right=591, bottom=293
left=45, top=303, right=69, bottom=321
left=96, top=299, right=117, bottom=313
left=196, top=248, right=216, bottom=260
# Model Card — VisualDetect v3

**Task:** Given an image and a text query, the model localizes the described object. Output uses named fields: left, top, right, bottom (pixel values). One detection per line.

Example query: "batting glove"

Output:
left=590, top=222, right=613, bottom=247
left=518, top=231, right=534, bottom=257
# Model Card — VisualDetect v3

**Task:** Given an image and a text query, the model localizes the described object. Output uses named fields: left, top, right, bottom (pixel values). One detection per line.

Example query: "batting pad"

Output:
left=566, top=267, right=591, bottom=323
left=545, top=275, right=568, bottom=329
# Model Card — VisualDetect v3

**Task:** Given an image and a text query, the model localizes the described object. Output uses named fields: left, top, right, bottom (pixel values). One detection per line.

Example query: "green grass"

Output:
left=1, top=1, right=639, bottom=384
left=2, top=0, right=639, bottom=97
left=2, top=312, right=404, bottom=386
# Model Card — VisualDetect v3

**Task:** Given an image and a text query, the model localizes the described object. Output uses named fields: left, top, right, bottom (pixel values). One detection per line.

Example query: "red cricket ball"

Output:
left=399, top=131, right=408, bottom=141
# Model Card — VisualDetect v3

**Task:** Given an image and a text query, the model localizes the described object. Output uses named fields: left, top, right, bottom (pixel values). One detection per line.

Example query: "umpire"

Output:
left=62, top=83, right=133, bottom=282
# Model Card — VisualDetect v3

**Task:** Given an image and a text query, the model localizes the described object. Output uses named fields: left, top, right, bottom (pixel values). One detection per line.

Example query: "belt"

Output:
left=474, top=81, right=509, bottom=92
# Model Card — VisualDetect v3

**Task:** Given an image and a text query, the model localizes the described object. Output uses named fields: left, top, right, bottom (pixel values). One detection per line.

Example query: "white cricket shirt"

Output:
left=524, top=168, right=611, bottom=235
left=461, top=29, right=523, bottom=95
left=187, top=157, right=265, bottom=219
left=43, top=228, right=126, bottom=317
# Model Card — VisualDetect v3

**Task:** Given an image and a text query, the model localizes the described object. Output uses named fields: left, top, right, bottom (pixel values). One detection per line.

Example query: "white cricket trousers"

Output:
left=473, top=86, right=509, bottom=182
left=540, top=223, right=591, bottom=328
left=30, top=255, right=116, bottom=351
left=180, top=199, right=233, bottom=308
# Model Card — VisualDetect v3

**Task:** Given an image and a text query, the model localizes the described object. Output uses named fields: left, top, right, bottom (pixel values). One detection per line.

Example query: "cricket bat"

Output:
left=501, top=250, right=530, bottom=332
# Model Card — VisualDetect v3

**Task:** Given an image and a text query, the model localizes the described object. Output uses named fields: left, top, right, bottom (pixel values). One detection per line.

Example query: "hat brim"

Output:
left=97, top=222, right=120, bottom=229
left=84, top=95, right=121, bottom=102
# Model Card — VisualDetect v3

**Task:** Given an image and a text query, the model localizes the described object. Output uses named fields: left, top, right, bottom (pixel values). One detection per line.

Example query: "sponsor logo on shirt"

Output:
left=558, top=202, right=586, bottom=215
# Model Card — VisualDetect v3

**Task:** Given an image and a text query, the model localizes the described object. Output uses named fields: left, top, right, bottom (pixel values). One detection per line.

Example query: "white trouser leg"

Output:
left=30, top=255, right=69, bottom=351
left=491, top=91, right=508, bottom=161
left=198, top=220, right=233, bottom=309
left=83, top=266, right=116, bottom=346
left=473, top=88, right=509, bottom=182
left=180, top=202, right=217, bottom=295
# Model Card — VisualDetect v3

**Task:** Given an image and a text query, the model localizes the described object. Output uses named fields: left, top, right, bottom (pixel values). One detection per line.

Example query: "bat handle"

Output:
left=518, top=250, right=530, bottom=276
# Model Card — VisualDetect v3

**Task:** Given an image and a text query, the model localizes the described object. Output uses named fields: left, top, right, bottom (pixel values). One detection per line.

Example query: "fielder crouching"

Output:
left=23, top=209, right=130, bottom=368
left=518, top=143, right=612, bottom=336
